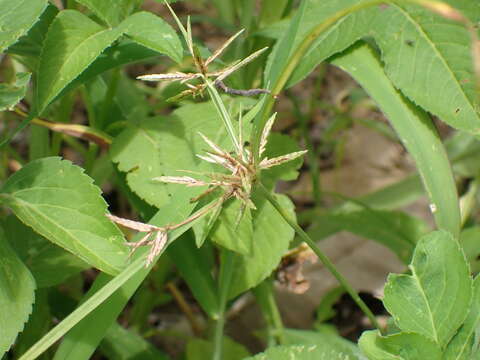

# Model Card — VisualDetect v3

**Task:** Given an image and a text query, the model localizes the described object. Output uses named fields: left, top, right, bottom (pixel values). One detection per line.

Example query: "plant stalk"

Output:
left=257, top=182, right=384, bottom=335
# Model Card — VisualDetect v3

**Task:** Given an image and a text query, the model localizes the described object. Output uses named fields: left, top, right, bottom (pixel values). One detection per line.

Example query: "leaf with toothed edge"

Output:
left=0, top=226, right=36, bottom=357
left=0, top=157, right=128, bottom=275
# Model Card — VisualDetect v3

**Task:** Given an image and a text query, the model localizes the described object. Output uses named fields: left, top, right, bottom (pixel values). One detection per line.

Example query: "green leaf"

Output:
left=2, top=215, right=89, bottom=288
left=0, top=157, right=128, bottom=275
left=444, top=275, right=480, bottom=360
left=0, top=0, right=48, bottom=53
left=0, top=72, right=31, bottom=111
left=75, top=0, right=141, bottom=27
left=210, top=199, right=253, bottom=255
left=30, top=202, right=195, bottom=360
left=111, top=102, right=238, bottom=209
left=382, top=230, right=472, bottom=347
left=460, top=227, right=480, bottom=273
left=99, top=322, right=169, bottom=360
left=36, top=10, right=124, bottom=113
left=120, top=11, right=183, bottom=63
left=358, top=331, right=442, bottom=360
left=262, top=133, right=304, bottom=183
left=284, top=329, right=364, bottom=359
left=331, top=43, right=461, bottom=238
left=244, top=344, right=360, bottom=360
left=229, top=193, right=295, bottom=298
left=308, top=208, right=426, bottom=263
left=0, top=226, right=36, bottom=356
left=6, top=4, right=58, bottom=70
left=186, top=337, right=249, bottom=360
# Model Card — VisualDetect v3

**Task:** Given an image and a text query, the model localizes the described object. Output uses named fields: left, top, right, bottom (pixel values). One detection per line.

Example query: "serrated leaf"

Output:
left=111, top=102, right=239, bottom=209
left=308, top=208, right=426, bottom=263
left=120, top=11, right=183, bottom=63
left=0, top=157, right=128, bottom=275
left=0, top=226, right=36, bottom=356
left=244, top=344, right=360, bottom=360
left=444, top=275, right=480, bottom=360
left=2, top=215, right=88, bottom=288
left=229, top=193, right=295, bottom=298
left=0, top=0, right=48, bottom=53
left=0, top=72, right=31, bottom=111
left=75, top=0, right=141, bottom=27
left=358, top=331, right=442, bottom=360
left=36, top=10, right=124, bottom=113
left=383, top=230, right=472, bottom=347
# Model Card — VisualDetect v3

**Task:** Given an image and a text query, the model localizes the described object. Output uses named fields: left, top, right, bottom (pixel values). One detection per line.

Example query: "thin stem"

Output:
left=213, top=250, right=236, bottom=360
left=257, top=182, right=384, bottom=335
left=167, top=281, right=203, bottom=336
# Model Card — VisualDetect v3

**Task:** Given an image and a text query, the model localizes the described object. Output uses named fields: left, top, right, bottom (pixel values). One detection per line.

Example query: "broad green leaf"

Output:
left=0, top=72, right=31, bottom=111
left=111, top=102, right=238, bottom=209
left=284, top=329, right=364, bottom=359
left=32, top=202, right=195, bottom=360
left=460, top=227, right=480, bottom=273
left=331, top=43, right=461, bottom=237
left=280, top=1, right=480, bottom=133
left=210, top=199, right=253, bottom=255
left=120, top=11, right=183, bottom=63
left=229, top=193, right=295, bottom=298
left=99, top=322, right=169, bottom=360
left=75, top=0, right=141, bottom=27
left=36, top=10, right=124, bottom=113
left=0, top=0, right=48, bottom=53
left=0, top=227, right=36, bottom=356
left=244, top=344, right=360, bottom=360
left=6, top=4, right=58, bottom=70
left=262, top=133, right=304, bottom=183
left=167, top=233, right=219, bottom=319
left=0, top=157, right=128, bottom=275
left=2, top=215, right=88, bottom=288
left=186, top=337, right=249, bottom=360
left=308, top=208, right=426, bottom=263
left=359, top=331, right=442, bottom=360
left=383, top=230, right=472, bottom=347
left=444, top=276, right=480, bottom=359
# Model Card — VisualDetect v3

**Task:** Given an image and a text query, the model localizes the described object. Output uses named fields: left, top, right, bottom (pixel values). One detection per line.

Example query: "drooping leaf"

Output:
left=244, top=344, right=361, bottom=360
left=382, top=230, right=472, bottom=347
left=0, top=226, right=36, bottom=356
left=111, top=101, right=238, bottom=209
left=308, top=208, right=427, bottom=263
left=0, top=72, right=31, bottom=111
left=120, top=11, right=183, bottom=63
left=358, top=331, right=442, bottom=360
left=444, top=275, right=480, bottom=360
left=229, top=193, right=295, bottom=298
left=331, top=43, right=461, bottom=238
left=0, top=157, right=128, bottom=275
left=75, top=0, right=142, bottom=27
left=0, top=0, right=48, bottom=53
left=186, top=336, right=250, bottom=360
left=2, top=215, right=89, bottom=288
left=36, top=10, right=124, bottom=113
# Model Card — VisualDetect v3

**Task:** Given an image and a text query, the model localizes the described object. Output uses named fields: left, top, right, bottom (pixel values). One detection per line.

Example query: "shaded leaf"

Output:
left=0, top=0, right=48, bottom=53
left=120, top=11, right=183, bottom=63
left=36, top=10, right=124, bottom=113
left=0, top=72, right=31, bottom=111
left=2, top=215, right=89, bottom=288
left=359, top=331, right=442, bottom=360
left=186, top=336, right=249, bottom=360
left=0, top=157, right=128, bottom=275
left=460, top=227, right=480, bottom=273
left=75, top=0, right=141, bottom=27
left=244, top=344, right=360, bottom=360
left=383, top=230, right=472, bottom=347
left=0, top=226, right=36, bottom=356
left=444, top=275, right=480, bottom=359
left=229, top=193, right=295, bottom=298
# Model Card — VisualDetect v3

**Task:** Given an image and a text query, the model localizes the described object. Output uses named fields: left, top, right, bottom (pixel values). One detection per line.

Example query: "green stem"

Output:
left=257, top=182, right=384, bottom=335
left=212, top=250, right=236, bottom=360
left=253, top=279, right=286, bottom=346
